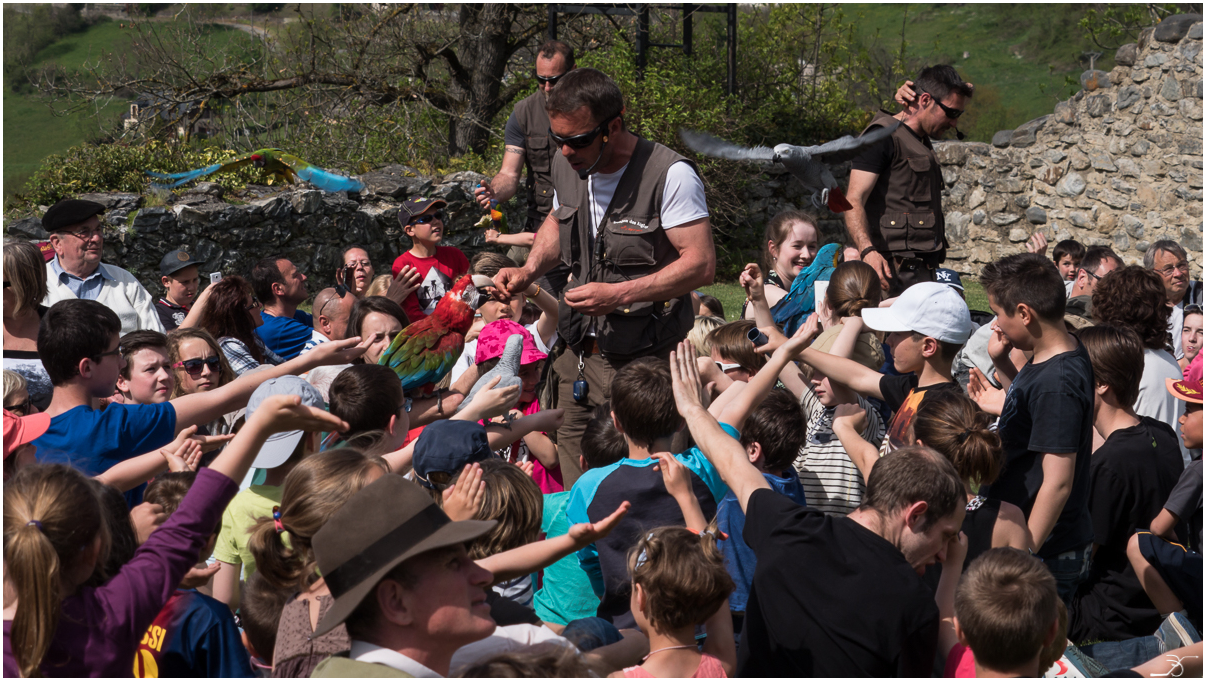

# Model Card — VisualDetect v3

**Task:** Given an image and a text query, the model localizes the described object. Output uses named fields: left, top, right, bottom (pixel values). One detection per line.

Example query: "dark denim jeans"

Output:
left=561, top=616, right=622, bottom=652
left=1046, top=543, right=1092, bottom=603
left=1080, top=636, right=1164, bottom=672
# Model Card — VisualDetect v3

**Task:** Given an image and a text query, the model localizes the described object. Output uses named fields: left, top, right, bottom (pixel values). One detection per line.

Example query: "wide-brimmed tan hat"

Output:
left=311, top=474, right=495, bottom=636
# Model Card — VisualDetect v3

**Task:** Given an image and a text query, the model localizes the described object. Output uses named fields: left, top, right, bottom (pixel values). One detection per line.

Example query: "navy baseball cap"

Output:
left=935, top=268, right=964, bottom=291
left=159, top=249, right=203, bottom=277
left=412, top=420, right=492, bottom=489
left=42, top=199, right=105, bottom=232
left=398, top=197, right=447, bottom=226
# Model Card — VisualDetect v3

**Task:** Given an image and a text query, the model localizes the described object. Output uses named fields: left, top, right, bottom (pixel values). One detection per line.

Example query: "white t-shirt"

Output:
left=1169, top=301, right=1185, bottom=360
left=1135, top=347, right=1193, bottom=466
left=552, top=159, right=709, bottom=238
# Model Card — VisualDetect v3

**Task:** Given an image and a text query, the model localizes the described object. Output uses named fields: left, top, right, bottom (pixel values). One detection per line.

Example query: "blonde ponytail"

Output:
left=4, top=465, right=104, bottom=678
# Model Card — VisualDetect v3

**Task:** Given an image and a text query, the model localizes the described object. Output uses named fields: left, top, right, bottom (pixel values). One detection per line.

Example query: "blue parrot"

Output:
left=771, top=242, right=843, bottom=336
left=146, top=148, right=364, bottom=193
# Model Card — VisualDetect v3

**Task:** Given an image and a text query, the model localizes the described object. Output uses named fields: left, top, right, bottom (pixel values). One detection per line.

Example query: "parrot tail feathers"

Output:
left=827, top=186, right=854, bottom=213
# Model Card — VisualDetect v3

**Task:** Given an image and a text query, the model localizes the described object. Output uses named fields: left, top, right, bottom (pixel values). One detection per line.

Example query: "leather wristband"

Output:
left=860, top=246, right=879, bottom=259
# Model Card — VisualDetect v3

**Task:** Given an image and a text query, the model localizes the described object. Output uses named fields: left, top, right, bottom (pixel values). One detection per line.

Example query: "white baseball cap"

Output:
left=245, top=376, right=326, bottom=469
left=862, top=282, right=973, bottom=345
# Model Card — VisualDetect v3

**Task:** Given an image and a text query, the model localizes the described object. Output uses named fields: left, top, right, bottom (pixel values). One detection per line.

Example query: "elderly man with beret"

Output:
left=42, top=198, right=164, bottom=334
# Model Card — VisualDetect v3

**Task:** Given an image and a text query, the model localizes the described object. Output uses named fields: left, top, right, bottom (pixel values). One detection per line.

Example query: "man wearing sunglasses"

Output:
left=843, top=65, right=973, bottom=296
left=42, top=198, right=165, bottom=335
left=492, top=67, right=715, bottom=486
left=474, top=41, right=576, bottom=295
left=1146, top=239, right=1204, bottom=362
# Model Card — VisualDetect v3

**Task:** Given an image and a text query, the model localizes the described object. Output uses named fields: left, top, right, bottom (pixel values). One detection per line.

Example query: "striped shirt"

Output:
left=794, top=386, right=886, bottom=516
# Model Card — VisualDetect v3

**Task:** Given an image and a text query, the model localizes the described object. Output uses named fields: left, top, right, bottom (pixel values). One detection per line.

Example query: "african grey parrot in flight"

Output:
left=680, top=119, right=902, bottom=213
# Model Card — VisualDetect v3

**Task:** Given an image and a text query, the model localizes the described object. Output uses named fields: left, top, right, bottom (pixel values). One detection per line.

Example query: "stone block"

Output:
left=968, top=187, right=986, bottom=209
left=1111, top=178, right=1137, bottom=194
left=1115, top=43, right=1139, bottom=66
left=78, top=192, right=144, bottom=211
left=1116, top=85, right=1143, bottom=110
left=1132, top=68, right=1151, bottom=83
left=992, top=130, right=1013, bottom=148
left=1153, top=13, right=1202, bottom=42
left=1070, top=152, right=1091, bottom=170
left=1130, top=139, right=1152, bottom=156
left=1043, top=149, right=1068, bottom=164
left=987, top=194, right=1007, bottom=214
left=1015, top=195, right=1032, bottom=208
left=1179, top=41, right=1202, bottom=63
left=1112, top=229, right=1131, bottom=252
left=5, top=217, right=46, bottom=239
left=1122, top=214, right=1145, bottom=238
left=1116, top=158, right=1142, bottom=177
left=998, top=178, right=1027, bottom=193
left=1097, top=212, right=1118, bottom=235
left=934, top=142, right=969, bottom=165
left=995, top=213, right=1022, bottom=226
left=1056, top=172, right=1087, bottom=197
left=1160, top=76, right=1184, bottom=101
left=1100, top=190, right=1131, bottom=209
left=972, top=210, right=986, bottom=225
left=942, top=167, right=960, bottom=186
left=1069, top=211, right=1091, bottom=228
left=1081, top=70, right=1112, bottom=91
left=1008, top=227, right=1029, bottom=242
left=1088, top=150, right=1118, bottom=172
left=1183, top=225, right=1204, bottom=253
left=1025, top=206, right=1048, bottom=224
left=1180, top=98, right=1203, bottom=120
left=1191, top=22, right=1203, bottom=40
left=1011, top=115, right=1049, bottom=147
left=1041, top=164, right=1066, bottom=185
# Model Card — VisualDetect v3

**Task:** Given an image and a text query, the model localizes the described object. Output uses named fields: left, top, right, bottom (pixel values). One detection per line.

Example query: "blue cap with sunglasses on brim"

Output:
left=412, top=420, right=493, bottom=489
left=398, top=197, right=447, bottom=227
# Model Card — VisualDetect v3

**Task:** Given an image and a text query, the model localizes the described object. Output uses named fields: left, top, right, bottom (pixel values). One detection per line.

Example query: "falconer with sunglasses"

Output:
left=474, top=40, right=577, bottom=296
left=42, top=198, right=165, bottom=334
left=843, top=66, right=974, bottom=297
left=493, top=67, right=716, bottom=487
left=390, top=197, right=471, bottom=323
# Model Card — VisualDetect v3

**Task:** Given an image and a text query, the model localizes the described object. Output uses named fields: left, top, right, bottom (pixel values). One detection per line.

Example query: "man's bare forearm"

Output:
left=521, top=212, right=563, bottom=280
left=843, top=203, right=876, bottom=251
left=487, top=146, right=525, bottom=202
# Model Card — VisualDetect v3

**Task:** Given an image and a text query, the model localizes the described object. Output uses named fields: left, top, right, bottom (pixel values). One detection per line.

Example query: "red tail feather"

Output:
left=827, top=186, right=854, bottom=213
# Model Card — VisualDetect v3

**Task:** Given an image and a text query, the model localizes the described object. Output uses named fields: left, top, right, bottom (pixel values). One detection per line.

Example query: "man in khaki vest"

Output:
left=844, top=65, right=973, bottom=296
left=475, top=40, right=575, bottom=294
left=493, top=68, right=716, bottom=486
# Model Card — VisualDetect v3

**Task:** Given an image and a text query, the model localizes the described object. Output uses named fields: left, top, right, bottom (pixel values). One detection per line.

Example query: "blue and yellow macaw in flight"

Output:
left=146, top=148, right=365, bottom=193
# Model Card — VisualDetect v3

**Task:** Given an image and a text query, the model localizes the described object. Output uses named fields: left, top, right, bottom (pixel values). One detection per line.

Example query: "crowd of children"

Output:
left=3, top=195, right=1202, bottom=679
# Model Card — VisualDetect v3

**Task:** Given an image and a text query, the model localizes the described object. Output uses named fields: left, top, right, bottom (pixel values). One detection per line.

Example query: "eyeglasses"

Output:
left=5, top=398, right=31, bottom=417
left=174, top=356, right=222, bottom=376
left=916, top=87, right=964, bottom=119
left=410, top=211, right=444, bottom=225
left=344, top=259, right=372, bottom=269
left=1080, top=267, right=1102, bottom=282
left=57, top=227, right=104, bottom=240
left=425, top=469, right=453, bottom=490
left=549, top=116, right=616, bottom=150
left=403, top=397, right=413, bottom=413
left=246, top=296, right=261, bottom=310
left=1156, top=261, right=1190, bottom=277
left=535, top=72, right=567, bottom=86
left=93, top=348, right=122, bottom=362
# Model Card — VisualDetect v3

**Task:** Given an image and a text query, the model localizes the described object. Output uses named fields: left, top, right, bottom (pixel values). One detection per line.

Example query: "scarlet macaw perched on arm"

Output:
left=377, top=275, right=492, bottom=396
left=145, top=148, right=365, bottom=193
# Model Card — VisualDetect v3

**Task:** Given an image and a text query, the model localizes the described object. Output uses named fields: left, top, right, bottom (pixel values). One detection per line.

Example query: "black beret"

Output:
left=42, top=199, right=106, bottom=233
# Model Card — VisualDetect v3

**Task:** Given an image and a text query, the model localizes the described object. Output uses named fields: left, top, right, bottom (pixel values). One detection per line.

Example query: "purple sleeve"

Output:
left=92, top=468, right=239, bottom=650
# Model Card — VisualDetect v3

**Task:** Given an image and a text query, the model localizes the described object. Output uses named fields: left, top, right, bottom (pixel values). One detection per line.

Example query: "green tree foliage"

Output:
left=1080, top=3, right=1194, bottom=50
left=3, top=5, right=89, bottom=93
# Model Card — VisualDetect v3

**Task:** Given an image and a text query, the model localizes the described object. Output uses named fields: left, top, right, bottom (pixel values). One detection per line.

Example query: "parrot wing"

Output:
left=277, top=152, right=365, bottom=193
left=378, top=319, right=465, bottom=394
left=145, top=148, right=280, bottom=189
left=771, top=243, right=844, bottom=336
left=808, top=120, right=901, bottom=165
left=679, top=129, right=777, bottom=164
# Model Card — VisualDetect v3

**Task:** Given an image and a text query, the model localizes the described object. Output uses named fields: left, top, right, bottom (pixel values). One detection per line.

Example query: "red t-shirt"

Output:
left=944, top=643, right=976, bottom=678
left=391, top=247, right=470, bottom=322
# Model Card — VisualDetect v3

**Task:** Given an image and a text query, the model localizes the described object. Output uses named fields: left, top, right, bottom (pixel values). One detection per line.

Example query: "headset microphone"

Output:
left=577, top=135, right=609, bottom=180
left=954, top=127, right=966, bottom=141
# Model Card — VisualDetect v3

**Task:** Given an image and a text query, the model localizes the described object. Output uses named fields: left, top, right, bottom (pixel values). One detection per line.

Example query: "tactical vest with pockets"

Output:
left=550, top=137, right=699, bottom=360
left=513, top=92, right=557, bottom=227
left=860, top=110, right=946, bottom=261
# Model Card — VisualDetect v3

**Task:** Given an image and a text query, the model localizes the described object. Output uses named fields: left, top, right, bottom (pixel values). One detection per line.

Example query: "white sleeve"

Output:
left=660, top=160, right=709, bottom=229
left=552, top=190, right=559, bottom=211
left=450, top=339, right=477, bottom=385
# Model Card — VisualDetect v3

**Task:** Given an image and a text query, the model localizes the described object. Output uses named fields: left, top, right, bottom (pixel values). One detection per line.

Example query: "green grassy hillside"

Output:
left=3, top=17, right=251, bottom=201
left=843, top=4, right=1113, bottom=140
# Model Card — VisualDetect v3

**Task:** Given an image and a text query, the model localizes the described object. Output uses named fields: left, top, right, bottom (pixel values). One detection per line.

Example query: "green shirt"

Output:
left=532, top=491, right=600, bottom=625
left=212, top=484, right=284, bottom=580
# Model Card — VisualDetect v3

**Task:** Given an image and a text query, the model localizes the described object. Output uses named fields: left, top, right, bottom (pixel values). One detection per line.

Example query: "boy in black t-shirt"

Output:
left=978, top=253, right=1095, bottom=601
left=795, top=282, right=973, bottom=455
left=1067, top=326, right=1184, bottom=642
left=670, top=340, right=967, bottom=677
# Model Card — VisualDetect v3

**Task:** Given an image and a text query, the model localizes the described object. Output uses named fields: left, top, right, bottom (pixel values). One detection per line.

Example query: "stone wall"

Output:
left=936, top=14, right=1203, bottom=277
left=5, top=166, right=511, bottom=294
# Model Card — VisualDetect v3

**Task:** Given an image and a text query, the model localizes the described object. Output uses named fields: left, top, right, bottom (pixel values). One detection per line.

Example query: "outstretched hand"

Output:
left=1025, top=231, right=1048, bottom=257
left=567, top=501, right=631, bottom=550
left=385, top=266, right=423, bottom=306
left=968, top=368, right=1006, bottom=416
left=248, top=394, right=349, bottom=436
left=179, top=561, right=221, bottom=590
left=443, top=463, right=486, bottom=521
left=671, top=341, right=707, bottom=416
left=739, top=263, right=766, bottom=303
left=308, top=334, right=378, bottom=366
left=652, top=452, right=693, bottom=501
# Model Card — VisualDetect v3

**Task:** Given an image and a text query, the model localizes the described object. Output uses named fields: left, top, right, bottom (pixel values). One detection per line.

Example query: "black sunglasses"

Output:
left=5, top=398, right=31, bottom=416
left=174, top=356, right=222, bottom=376
left=535, top=72, right=566, bottom=86
left=549, top=116, right=616, bottom=150
left=917, top=87, right=964, bottom=119
left=410, top=211, right=444, bottom=225
left=1186, top=304, right=1203, bottom=316
left=246, top=296, right=261, bottom=311
left=2, top=281, right=9, bottom=288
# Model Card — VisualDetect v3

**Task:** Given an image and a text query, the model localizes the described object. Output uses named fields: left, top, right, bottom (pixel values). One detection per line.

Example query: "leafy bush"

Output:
left=5, top=141, right=262, bottom=216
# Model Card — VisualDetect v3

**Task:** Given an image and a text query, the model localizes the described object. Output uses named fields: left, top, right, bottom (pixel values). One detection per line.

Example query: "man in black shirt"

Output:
left=669, top=340, right=966, bottom=677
